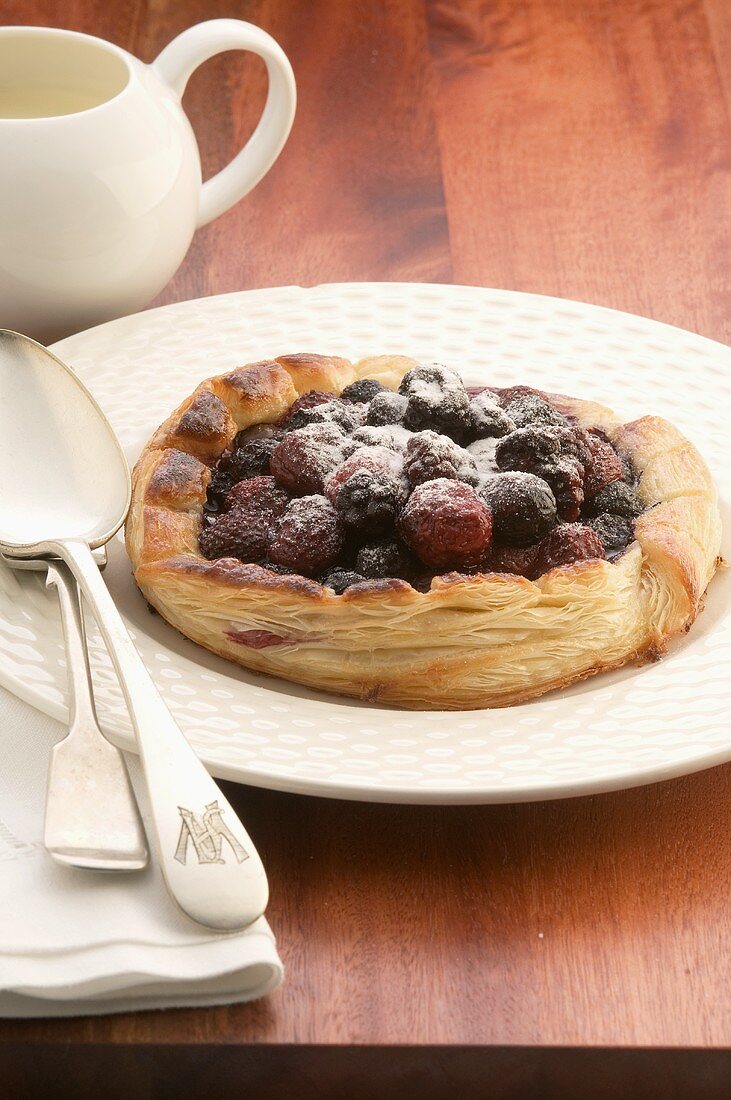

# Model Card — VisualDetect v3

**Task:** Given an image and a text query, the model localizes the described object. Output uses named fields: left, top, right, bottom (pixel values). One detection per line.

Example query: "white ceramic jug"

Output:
left=0, top=21, right=296, bottom=341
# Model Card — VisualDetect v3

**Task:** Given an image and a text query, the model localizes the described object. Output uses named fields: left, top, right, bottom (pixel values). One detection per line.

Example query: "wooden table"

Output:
left=1, top=1, right=730, bottom=1095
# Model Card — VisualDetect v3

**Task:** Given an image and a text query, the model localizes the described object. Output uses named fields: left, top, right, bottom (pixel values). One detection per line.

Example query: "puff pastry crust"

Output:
left=126, top=354, right=721, bottom=710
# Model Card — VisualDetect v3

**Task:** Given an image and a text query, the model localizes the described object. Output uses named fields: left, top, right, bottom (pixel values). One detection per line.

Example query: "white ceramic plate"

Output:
left=0, top=283, right=729, bottom=803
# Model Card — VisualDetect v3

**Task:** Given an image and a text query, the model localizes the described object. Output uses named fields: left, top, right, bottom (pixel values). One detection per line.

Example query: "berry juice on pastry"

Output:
left=126, top=354, right=721, bottom=709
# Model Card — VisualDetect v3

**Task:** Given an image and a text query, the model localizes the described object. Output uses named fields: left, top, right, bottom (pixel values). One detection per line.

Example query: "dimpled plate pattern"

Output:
left=0, top=284, right=729, bottom=804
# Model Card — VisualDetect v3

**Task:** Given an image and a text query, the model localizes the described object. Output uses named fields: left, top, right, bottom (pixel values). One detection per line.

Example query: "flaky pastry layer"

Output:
left=125, top=354, right=721, bottom=709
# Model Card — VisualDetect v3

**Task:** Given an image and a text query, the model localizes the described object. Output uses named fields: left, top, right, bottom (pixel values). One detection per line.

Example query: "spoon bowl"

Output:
left=0, top=329, right=129, bottom=552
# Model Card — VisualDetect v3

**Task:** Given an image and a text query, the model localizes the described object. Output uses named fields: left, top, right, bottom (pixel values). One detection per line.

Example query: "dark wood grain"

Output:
left=1, top=0, right=730, bottom=1089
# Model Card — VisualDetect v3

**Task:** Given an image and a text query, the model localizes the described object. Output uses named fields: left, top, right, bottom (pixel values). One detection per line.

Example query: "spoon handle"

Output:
left=47, top=538, right=269, bottom=931
left=44, top=561, right=148, bottom=872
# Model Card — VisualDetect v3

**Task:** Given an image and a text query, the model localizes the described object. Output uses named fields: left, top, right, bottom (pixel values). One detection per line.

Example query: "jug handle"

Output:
left=153, top=19, right=296, bottom=229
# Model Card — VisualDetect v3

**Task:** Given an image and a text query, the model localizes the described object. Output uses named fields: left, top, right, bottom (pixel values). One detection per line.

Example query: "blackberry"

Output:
left=588, top=480, right=644, bottom=519
left=278, top=390, right=336, bottom=427
left=234, top=422, right=285, bottom=448
left=355, top=539, right=414, bottom=580
left=322, top=568, right=366, bottom=594
left=366, top=391, right=409, bottom=426
left=619, top=450, right=636, bottom=484
left=495, top=426, right=562, bottom=471
left=398, top=363, right=471, bottom=439
left=286, top=398, right=362, bottom=433
left=207, top=467, right=235, bottom=507
left=340, top=378, right=388, bottom=404
left=504, top=393, right=568, bottom=430
left=331, top=468, right=405, bottom=534
left=351, top=424, right=411, bottom=452
left=535, top=457, right=585, bottom=521
left=225, top=427, right=285, bottom=482
left=481, top=472, right=557, bottom=547
left=487, top=543, right=540, bottom=578
left=588, top=512, right=635, bottom=555
left=404, top=430, right=478, bottom=488
left=260, top=562, right=297, bottom=576
left=325, top=447, right=407, bottom=534
left=469, top=391, right=515, bottom=440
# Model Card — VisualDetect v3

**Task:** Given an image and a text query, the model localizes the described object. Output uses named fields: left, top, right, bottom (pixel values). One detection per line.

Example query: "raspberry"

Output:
left=398, top=363, right=471, bottom=439
left=325, top=447, right=407, bottom=534
left=278, top=390, right=336, bottom=427
left=400, top=479, right=493, bottom=570
left=366, top=391, right=409, bottom=426
left=554, top=426, right=591, bottom=465
left=481, top=472, right=556, bottom=547
left=270, top=423, right=345, bottom=495
left=340, top=378, right=388, bottom=404
left=223, top=476, right=290, bottom=518
left=326, top=446, right=404, bottom=496
left=269, top=495, right=344, bottom=575
left=588, top=512, right=635, bottom=555
left=535, top=457, right=585, bottom=521
left=286, top=397, right=362, bottom=433
left=355, top=539, right=414, bottom=580
left=469, top=391, right=515, bottom=439
left=504, top=393, right=568, bottom=429
left=486, top=542, right=539, bottom=578
left=588, top=480, right=644, bottom=519
left=581, top=433, right=623, bottom=500
left=531, top=523, right=604, bottom=578
left=199, top=507, right=273, bottom=563
left=321, top=568, right=366, bottom=594
left=495, top=426, right=562, bottom=471
left=404, top=430, right=478, bottom=488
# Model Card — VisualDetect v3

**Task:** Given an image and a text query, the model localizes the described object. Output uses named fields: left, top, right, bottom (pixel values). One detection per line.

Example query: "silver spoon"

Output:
left=0, top=330, right=268, bottom=931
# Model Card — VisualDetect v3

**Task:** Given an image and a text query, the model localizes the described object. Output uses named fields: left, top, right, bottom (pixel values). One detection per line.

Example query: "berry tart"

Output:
left=126, top=354, right=721, bottom=709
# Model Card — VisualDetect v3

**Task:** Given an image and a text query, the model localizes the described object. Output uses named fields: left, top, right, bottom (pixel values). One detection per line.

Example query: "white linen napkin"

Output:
left=0, top=688, right=283, bottom=1017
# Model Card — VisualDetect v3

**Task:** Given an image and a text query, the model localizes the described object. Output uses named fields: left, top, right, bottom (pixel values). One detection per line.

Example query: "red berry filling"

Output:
left=199, top=374, right=643, bottom=590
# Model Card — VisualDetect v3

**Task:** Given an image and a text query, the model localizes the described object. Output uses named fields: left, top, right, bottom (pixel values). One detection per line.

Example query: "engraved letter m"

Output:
left=174, top=800, right=248, bottom=865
